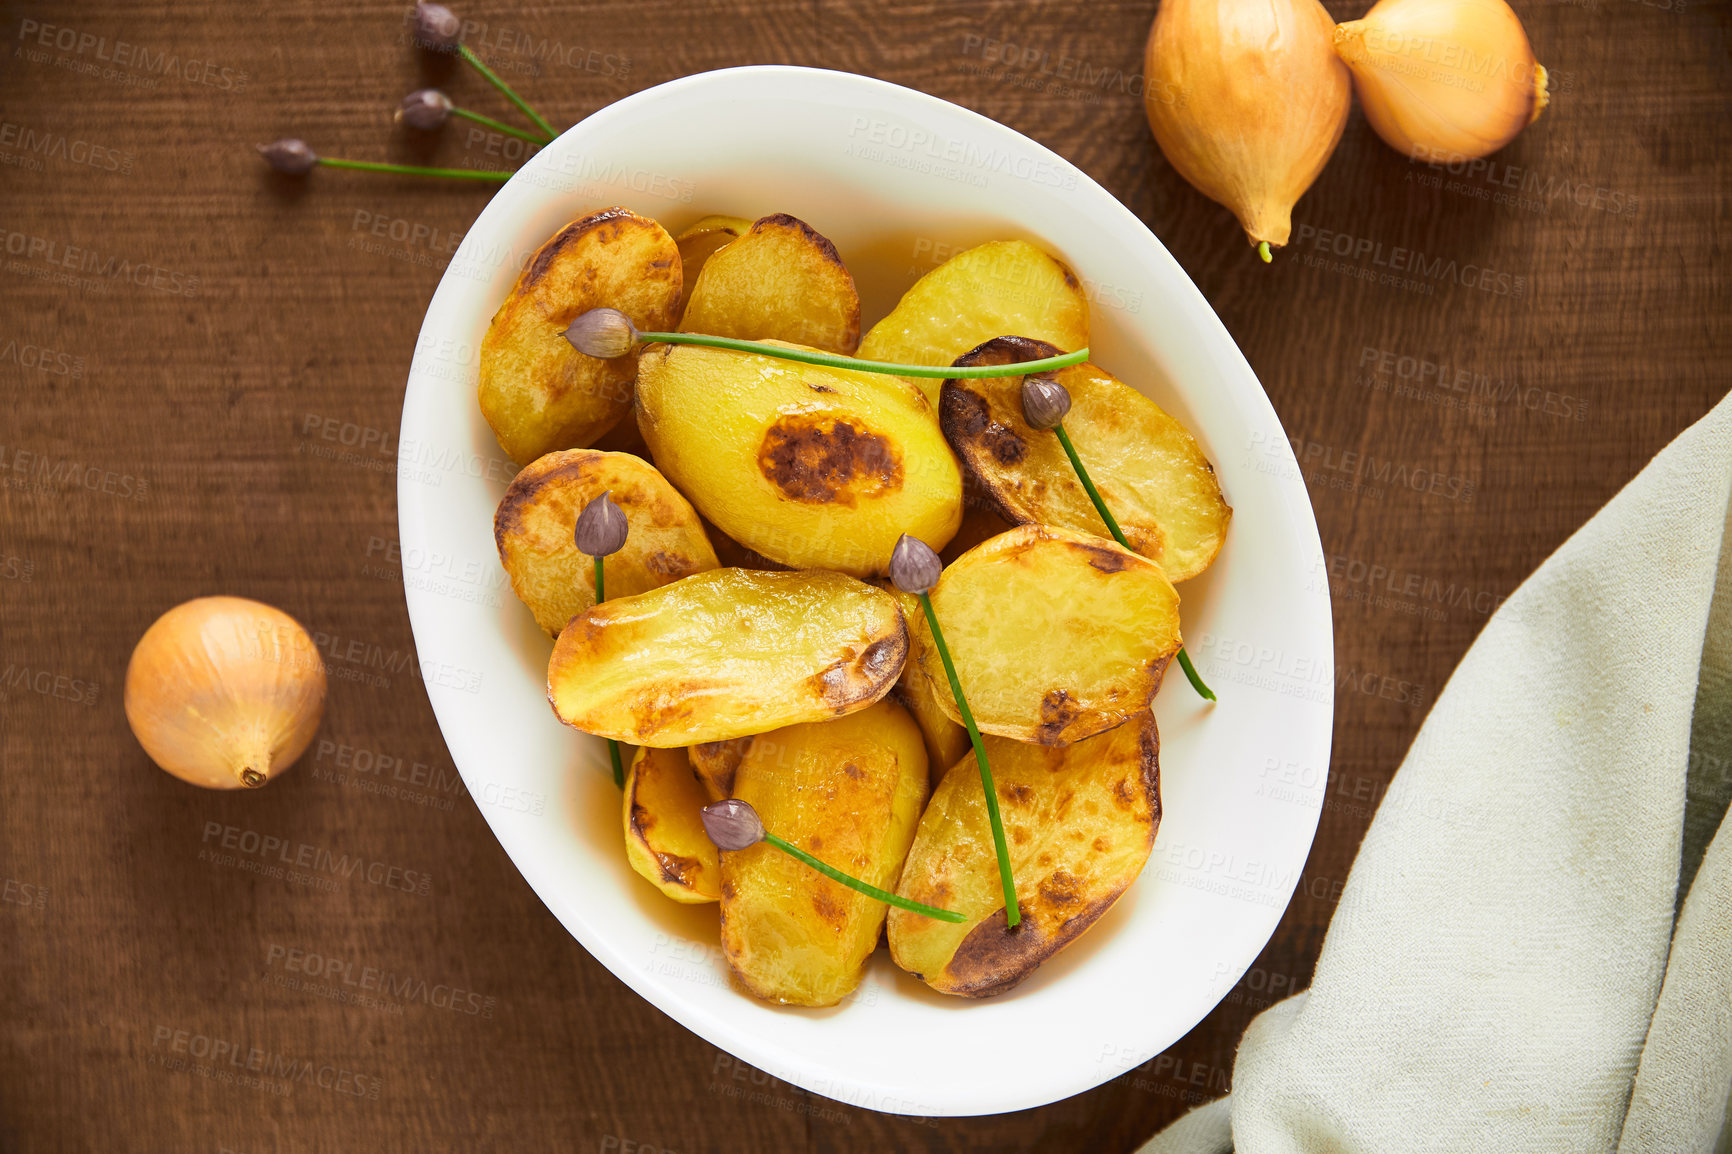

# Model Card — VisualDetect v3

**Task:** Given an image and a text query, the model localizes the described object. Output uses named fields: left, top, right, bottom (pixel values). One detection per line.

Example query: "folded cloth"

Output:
left=1141, top=393, right=1732, bottom=1154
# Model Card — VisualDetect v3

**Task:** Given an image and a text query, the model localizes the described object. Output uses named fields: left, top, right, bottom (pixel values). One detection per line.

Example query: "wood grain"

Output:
left=0, top=0, right=1725, bottom=1150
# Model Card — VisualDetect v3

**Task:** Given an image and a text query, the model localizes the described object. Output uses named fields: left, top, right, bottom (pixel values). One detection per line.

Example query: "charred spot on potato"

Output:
left=1036, top=689, right=1082, bottom=745
left=941, top=906, right=1052, bottom=998
left=758, top=416, right=903, bottom=506
left=859, top=633, right=905, bottom=681
left=1092, top=835, right=1112, bottom=852
left=1012, top=827, right=1031, bottom=846
left=1083, top=545, right=1133, bottom=574
left=1039, top=871, right=1084, bottom=907
left=809, top=629, right=908, bottom=712
left=1113, top=775, right=1138, bottom=811
left=1005, top=783, right=1034, bottom=806
left=629, top=802, right=656, bottom=835
left=624, top=684, right=700, bottom=739
left=656, top=851, right=702, bottom=886
left=812, top=888, right=847, bottom=927
left=944, top=387, right=1027, bottom=467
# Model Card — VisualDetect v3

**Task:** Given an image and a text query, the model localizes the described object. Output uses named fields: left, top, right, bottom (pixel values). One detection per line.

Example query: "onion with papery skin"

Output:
left=1334, top=0, right=1548, bottom=164
left=125, top=597, right=327, bottom=789
left=1144, top=0, right=1352, bottom=258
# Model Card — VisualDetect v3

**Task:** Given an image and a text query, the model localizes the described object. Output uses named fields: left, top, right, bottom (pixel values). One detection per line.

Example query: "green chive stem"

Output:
left=1053, top=423, right=1216, bottom=703
left=763, top=831, right=966, bottom=922
left=459, top=44, right=557, bottom=142
left=317, top=157, right=509, bottom=182
left=918, top=592, right=1020, bottom=928
left=636, top=331, right=1089, bottom=381
left=596, top=554, right=625, bottom=788
left=450, top=105, right=547, bottom=144
left=1176, top=648, right=1216, bottom=702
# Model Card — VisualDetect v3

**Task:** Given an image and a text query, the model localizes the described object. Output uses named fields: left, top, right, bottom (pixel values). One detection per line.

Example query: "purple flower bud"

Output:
left=398, top=88, right=453, bottom=131
left=410, top=2, right=462, bottom=50
left=889, top=534, right=942, bottom=595
left=574, top=491, right=628, bottom=557
left=256, top=139, right=318, bottom=175
left=1021, top=374, right=1072, bottom=430
left=700, top=799, right=765, bottom=851
left=562, top=308, right=639, bottom=359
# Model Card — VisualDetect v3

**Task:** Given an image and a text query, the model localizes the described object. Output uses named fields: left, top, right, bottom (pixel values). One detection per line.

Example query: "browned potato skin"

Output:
left=687, top=737, right=750, bottom=800
left=889, top=712, right=1160, bottom=997
left=479, top=208, right=681, bottom=464
left=911, top=524, right=1182, bottom=746
left=495, top=450, right=718, bottom=637
left=547, top=568, right=908, bottom=747
left=721, top=700, right=928, bottom=1006
left=624, top=746, right=721, bottom=903
left=939, top=336, right=1232, bottom=582
left=680, top=214, right=861, bottom=354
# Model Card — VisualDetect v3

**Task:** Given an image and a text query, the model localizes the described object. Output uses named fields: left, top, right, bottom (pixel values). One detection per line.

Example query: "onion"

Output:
left=1334, top=0, right=1549, bottom=164
left=124, top=597, right=327, bottom=789
left=1144, top=0, right=1352, bottom=257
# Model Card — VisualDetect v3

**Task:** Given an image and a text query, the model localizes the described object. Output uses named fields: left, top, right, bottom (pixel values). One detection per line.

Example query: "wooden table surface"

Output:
left=1, top=1, right=1725, bottom=1150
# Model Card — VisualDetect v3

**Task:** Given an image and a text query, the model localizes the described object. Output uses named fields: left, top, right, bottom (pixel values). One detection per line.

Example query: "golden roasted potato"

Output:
left=494, top=449, right=718, bottom=637
left=680, top=214, right=860, bottom=354
left=911, top=524, right=1181, bottom=745
left=940, top=337, right=1232, bottom=582
left=889, top=712, right=1160, bottom=997
left=721, top=700, right=928, bottom=1006
left=878, top=584, right=970, bottom=787
left=635, top=342, right=962, bottom=576
left=857, top=240, right=1090, bottom=400
left=674, top=214, right=753, bottom=316
left=548, top=568, right=907, bottom=746
left=688, top=737, right=750, bottom=800
left=479, top=207, right=681, bottom=464
left=624, top=746, right=720, bottom=903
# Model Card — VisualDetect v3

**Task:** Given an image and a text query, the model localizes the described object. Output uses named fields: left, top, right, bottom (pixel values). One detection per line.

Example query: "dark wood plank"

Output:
left=0, top=0, right=1725, bottom=1150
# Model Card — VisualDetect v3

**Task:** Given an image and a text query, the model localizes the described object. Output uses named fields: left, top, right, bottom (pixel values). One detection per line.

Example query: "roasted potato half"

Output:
left=889, top=711, right=1160, bottom=997
left=680, top=214, right=861, bottom=355
left=636, top=342, right=962, bottom=576
left=624, top=746, right=720, bottom=903
left=479, top=207, right=682, bottom=464
left=721, top=700, right=928, bottom=1006
left=878, top=584, right=970, bottom=787
left=548, top=568, right=907, bottom=746
left=495, top=449, right=719, bottom=637
left=911, top=524, right=1181, bottom=745
left=857, top=239, right=1090, bottom=400
left=687, top=737, right=750, bottom=801
left=674, top=214, right=753, bottom=316
left=940, top=337, right=1231, bottom=582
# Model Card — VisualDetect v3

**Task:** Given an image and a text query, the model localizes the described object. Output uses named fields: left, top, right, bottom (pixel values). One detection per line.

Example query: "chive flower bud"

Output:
left=1021, top=374, right=1072, bottom=430
left=888, top=534, right=942, bottom=596
left=256, top=139, right=318, bottom=175
left=398, top=88, right=454, bottom=130
left=563, top=308, right=639, bottom=359
left=410, top=2, right=462, bottom=50
left=574, top=492, right=628, bottom=557
left=700, top=799, right=765, bottom=852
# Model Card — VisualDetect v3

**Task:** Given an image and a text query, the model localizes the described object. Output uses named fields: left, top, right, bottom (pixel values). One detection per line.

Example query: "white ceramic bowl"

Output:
left=399, top=65, right=1333, bottom=1117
